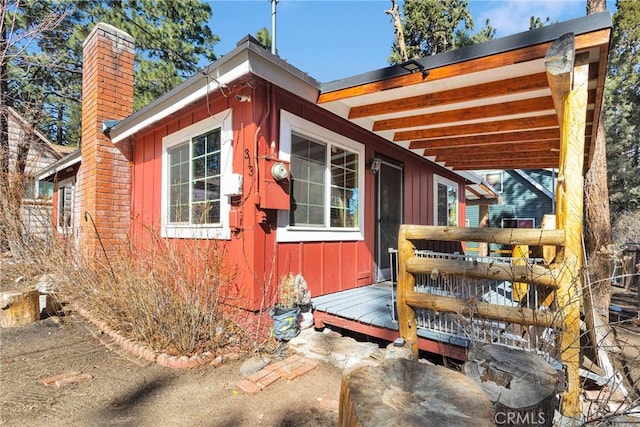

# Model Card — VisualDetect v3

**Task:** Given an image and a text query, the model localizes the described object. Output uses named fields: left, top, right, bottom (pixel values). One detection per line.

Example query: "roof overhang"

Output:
left=109, top=35, right=320, bottom=144
left=317, top=12, right=612, bottom=172
left=37, top=148, right=81, bottom=182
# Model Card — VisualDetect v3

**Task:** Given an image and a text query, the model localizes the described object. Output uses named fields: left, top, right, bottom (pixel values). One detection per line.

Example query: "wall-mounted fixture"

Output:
left=271, top=161, right=289, bottom=181
left=236, top=94, right=252, bottom=102
left=400, top=59, right=429, bottom=79
left=369, top=157, right=382, bottom=174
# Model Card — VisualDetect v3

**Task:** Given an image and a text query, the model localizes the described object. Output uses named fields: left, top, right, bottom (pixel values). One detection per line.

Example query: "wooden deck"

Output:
left=312, top=283, right=469, bottom=360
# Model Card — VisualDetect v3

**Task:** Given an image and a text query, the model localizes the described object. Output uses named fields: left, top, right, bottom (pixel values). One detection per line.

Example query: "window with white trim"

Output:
left=57, top=178, right=74, bottom=233
left=161, top=110, right=233, bottom=239
left=434, top=175, right=459, bottom=226
left=481, top=170, right=503, bottom=193
left=277, top=111, right=364, bottom=242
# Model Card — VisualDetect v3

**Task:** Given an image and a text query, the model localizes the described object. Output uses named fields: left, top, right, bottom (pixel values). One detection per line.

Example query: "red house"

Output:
left=40, top=13, right=610, bottom=353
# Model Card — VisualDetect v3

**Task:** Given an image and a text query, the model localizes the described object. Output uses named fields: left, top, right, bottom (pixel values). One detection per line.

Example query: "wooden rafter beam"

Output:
left=373, top=96, right=555, bottom=131
left=409, top=128, right=560, bottom=150
left=349, top=73, right=549, bottom=119
left=394, top=114, right=558, bottom=141
left=318, top=29, right=610, bottom=104
left=445, top=159, right=559, bottom=170
left=434, top=151, right=558, bottom=164
left=422, top=140, right=560, bottom=157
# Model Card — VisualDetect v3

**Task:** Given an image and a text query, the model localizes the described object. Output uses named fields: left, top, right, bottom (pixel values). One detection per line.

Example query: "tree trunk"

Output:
left=1, top=289, right=41, bottom=327
left=584, top=0, right=611, bottom=323
left=464, top=344, right=561, bottom=427
left=1, top=14, right=9, bottom=174
left=339, top=358, right=495, bottom=426
left=386, top=0, right=408, bottom=62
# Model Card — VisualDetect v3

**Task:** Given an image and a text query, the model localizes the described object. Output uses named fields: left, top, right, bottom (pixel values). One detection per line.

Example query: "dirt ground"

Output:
left=0, top=314, right=343, bottom=427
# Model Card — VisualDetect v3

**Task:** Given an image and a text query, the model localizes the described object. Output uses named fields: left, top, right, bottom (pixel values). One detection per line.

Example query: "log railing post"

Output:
left=397, top=225, right=418, bottom=359
left=550, top=40, right=590, bottom=417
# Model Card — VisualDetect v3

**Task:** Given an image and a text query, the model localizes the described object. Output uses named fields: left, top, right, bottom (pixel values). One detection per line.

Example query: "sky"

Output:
left=205, top=0, right=611, bottom=83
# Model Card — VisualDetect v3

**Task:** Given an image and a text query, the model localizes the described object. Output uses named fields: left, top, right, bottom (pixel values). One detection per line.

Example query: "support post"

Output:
left=553, top=51, right=590, bottom=418
left=397, top=225, right=419, bottom=359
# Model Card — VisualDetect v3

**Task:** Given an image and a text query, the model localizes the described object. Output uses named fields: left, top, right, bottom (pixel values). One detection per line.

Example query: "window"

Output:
left=277, top=111, right=364, bottom=242
left=57, top=178, right=74, bottom=233
left=482, top=170, right=503, bottom=193
left=434, top=175, right=459, bottom=226
left=39, top=181, right=54, bottom=199
left=161, top=110, right=233, bottom=239
left=25, top=178, right=54, bottom=199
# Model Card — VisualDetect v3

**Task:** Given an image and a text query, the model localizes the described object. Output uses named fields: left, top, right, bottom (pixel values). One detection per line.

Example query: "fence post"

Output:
left=397, top=225, right=418, bottom=359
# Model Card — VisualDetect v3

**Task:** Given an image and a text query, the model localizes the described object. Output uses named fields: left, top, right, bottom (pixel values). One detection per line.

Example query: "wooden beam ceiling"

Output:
left=317, top=20, right=610, bottom=172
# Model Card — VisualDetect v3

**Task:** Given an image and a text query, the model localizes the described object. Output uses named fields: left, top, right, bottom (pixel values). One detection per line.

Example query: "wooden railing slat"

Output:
left=404, top=291, right=561, bottom=328
left=406, top=257, right=561, bottom=288
left=403, top=225, right=565, bottom=246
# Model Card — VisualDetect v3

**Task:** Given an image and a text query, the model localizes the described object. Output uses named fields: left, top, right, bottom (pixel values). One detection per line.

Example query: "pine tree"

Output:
left=388, top=0, right=494, bottom=64
left=605, top=0, right=640, bottom=215
left=5, top=0, right=219, bottom=146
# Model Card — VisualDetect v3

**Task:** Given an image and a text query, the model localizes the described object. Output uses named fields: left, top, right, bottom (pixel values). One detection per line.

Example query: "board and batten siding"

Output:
left=128, top=77, right=467, bottom=310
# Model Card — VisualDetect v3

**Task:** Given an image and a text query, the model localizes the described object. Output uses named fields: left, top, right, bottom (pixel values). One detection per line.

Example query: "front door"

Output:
left=375, top=160, right=403, bottom=282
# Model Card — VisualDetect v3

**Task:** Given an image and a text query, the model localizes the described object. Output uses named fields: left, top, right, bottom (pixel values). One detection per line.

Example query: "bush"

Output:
left=58, top=229, right=249, bottom=356
left=1, top=170, right=250, bottom=356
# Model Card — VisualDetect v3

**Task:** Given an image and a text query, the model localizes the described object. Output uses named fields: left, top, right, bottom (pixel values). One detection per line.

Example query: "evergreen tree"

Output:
left=453, top=18, right=496, bottom=48
left=4, top=0, right=219, bottom=146
left=605, top=0, right=640, bottom=214
left=388, top=0, right=494, bottom=64
left=529, top=16, right=552, bottom=29
left=255, top=27, right=272, bottom=52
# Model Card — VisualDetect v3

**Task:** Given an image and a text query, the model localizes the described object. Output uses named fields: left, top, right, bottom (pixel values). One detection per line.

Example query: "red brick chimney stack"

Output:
left=79, top=23, right=135, bottom=263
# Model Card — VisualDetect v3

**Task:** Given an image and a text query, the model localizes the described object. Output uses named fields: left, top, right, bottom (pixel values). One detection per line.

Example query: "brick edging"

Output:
left=73, top=304, right=241, bottom=369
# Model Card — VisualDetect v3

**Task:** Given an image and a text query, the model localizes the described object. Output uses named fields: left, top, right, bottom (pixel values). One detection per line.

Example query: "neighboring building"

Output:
left=466, top=169, right=557, bottom=256
left=4, top=107, right=75, bottom=239
left=37, top=148, right=81, bottom=238
left=39, top=12, right=610, bottom=317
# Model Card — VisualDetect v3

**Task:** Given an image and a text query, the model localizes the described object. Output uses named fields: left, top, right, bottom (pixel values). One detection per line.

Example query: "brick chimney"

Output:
left=78, top=23, right=134, bottom=263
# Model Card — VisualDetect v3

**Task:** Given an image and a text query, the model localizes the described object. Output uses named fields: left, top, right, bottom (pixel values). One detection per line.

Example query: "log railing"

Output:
left=396, top=224, right=583, bottom=415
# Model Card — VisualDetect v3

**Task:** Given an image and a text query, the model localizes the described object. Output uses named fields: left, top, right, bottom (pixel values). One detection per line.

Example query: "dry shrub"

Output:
left=58, top=228, right=249, bottom=356
left=0, top=171, right=56, bottom=288
left=2, top=170, right=251, bottom=356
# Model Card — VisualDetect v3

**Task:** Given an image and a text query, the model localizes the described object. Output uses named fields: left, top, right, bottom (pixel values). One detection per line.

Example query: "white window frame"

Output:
left=482, top=170, right=503, bottom=193
left=57, top=177, right=74, bottom=234
left=433, top=174, right=460, bottom=226
left=277, top=110, right=365, bottom=242
left=160, top=109, right=233, bottom=239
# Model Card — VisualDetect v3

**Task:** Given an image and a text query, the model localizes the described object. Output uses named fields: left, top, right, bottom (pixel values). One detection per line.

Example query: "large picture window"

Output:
left=278, top=111, right=364, bottom=242
left=161, top=110, right=232, bottom=239
left=289, top=133, right=359, bottom=229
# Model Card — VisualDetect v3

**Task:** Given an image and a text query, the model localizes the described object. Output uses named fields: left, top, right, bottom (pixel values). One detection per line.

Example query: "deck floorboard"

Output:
left=312, top=285, right=471, bottom=353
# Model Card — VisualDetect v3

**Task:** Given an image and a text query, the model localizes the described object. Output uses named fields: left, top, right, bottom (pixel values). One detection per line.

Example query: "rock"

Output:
left=240, top=355, right=271, bottom=377
left=384, top=342, right=414, bottom=361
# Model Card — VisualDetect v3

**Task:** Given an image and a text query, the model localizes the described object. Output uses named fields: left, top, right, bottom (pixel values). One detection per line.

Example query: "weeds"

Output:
left=1, top=169, right=252, bottom=357
left=58, top=228, right=248, bottom=356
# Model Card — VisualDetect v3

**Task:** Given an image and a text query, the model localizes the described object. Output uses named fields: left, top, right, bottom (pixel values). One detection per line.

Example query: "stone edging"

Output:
left=74, top=305, right=241, bottom=369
